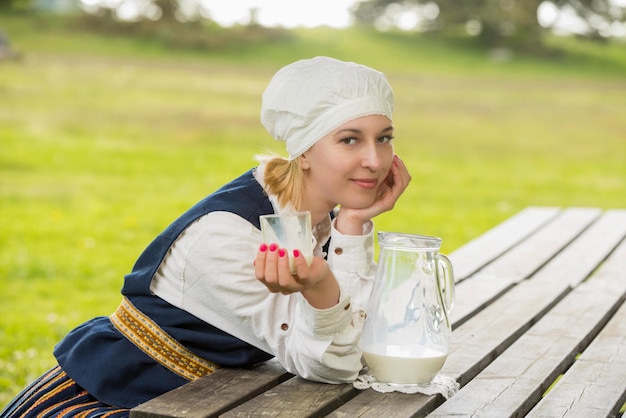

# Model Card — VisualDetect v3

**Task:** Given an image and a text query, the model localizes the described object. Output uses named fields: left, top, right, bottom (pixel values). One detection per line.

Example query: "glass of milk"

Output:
left=260, top=211, right=313, bottom=273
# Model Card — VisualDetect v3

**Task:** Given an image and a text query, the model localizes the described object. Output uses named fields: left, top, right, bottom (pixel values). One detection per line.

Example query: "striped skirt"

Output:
left=1, top=365, right=129, bottom=418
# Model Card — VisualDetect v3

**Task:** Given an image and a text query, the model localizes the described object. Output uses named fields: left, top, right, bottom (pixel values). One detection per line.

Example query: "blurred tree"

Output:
left=155, top=0, right=177, bottom=20
left=1, top=0, right=37, bottom=11
left=68, top=0, right=290, bottom=50
left=79, top=0, right=205, bottom=21
left=550, top=0, right=626, bottom=39
left=153, top=0, right=201, bottom=21
left=352, top=0, right=626, bottom=52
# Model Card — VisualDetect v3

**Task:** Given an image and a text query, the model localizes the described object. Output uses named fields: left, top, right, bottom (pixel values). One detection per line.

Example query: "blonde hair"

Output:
left=256, top=155, right=304, bottom=210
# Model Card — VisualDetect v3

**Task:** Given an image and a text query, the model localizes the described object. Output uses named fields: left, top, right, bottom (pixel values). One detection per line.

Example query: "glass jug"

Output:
left=362, top=232, right=455, bottom=385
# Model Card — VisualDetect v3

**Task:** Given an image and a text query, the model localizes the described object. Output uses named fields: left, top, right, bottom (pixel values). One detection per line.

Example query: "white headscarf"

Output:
left=260, top=56, right=394, bottom=160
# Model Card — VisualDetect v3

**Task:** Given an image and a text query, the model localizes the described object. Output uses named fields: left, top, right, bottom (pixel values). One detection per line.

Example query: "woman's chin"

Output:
left=339, top=197, right=378, bottom=210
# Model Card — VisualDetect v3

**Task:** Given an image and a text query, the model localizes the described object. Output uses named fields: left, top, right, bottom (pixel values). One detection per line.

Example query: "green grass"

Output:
left=1, top=13, right=625, bottom=407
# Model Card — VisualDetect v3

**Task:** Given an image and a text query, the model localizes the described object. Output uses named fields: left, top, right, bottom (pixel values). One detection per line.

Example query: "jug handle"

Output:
left=437, top=254, right=455, bottom=313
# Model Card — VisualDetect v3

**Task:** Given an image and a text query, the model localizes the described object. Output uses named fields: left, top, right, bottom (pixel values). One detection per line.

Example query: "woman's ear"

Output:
left=298, top=154, right=310, bottom=170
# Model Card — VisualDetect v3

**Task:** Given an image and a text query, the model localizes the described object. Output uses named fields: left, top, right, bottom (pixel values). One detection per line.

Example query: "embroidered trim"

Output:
left=110, top=298, right=219, bottom=381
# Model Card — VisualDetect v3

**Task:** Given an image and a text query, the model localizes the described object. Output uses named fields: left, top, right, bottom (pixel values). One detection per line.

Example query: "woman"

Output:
left=2, top=56, right=411, bottom=417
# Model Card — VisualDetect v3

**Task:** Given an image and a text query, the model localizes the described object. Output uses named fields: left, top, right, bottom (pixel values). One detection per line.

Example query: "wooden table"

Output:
left=131, top=207, right=626, bottom=418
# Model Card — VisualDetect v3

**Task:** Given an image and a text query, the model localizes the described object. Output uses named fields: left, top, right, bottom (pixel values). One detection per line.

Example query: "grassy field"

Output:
left=1, top=13, right=625, bottom=406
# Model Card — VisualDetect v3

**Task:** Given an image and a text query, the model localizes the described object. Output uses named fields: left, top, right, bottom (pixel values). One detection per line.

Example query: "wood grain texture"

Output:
left=449, top=206, right=559, bottom=281
left=131, top=360, right=292, bottom=418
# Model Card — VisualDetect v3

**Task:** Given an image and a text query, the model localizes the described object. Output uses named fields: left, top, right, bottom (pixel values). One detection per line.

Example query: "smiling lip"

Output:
left=352, top=178, right=378, bottom=189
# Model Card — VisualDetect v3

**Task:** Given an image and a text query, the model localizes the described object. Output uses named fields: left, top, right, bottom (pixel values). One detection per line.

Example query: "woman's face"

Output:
left=300, top=114, right=395, bottom=212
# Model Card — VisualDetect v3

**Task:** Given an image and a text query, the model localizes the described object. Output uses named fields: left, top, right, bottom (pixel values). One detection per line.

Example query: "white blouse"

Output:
left=149, top=171, right=376, bottom=383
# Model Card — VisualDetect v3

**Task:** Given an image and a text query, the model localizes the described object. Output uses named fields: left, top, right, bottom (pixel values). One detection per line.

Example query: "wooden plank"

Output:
left=526, top=241, right=626, bottom=418
left=325, top=390, right=439, bottom=418
left=331, top=209, right=623, bottom=417
left=448, top=206, right=560, bottom=281
left=449, top=207, right=601, bottom=328
left=521, top=209, right=626, bottom=288
left=528, top=306, right=626, bottom=418
left=130, top=360, right=292, bottom=418
left=428, top=236, right=626, bottom=417
left=221, top=377, right=358, bottom=417
left=448, top=274, right=514, bottom=330
left=445, top=208, right=621, bottom=386
left=475, top=207, right=601, bottom=284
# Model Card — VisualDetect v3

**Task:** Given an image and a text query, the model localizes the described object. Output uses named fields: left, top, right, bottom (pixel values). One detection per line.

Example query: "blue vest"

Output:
left=54, top=169, right=275, bottom=408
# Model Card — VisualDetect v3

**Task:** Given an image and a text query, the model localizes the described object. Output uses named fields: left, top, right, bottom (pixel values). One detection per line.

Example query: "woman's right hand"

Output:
left=254, top=243, right=340, bottom=309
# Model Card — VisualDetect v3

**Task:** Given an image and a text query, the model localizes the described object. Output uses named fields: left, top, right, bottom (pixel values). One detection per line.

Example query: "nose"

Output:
left=361, top=143, right=383, bottom=171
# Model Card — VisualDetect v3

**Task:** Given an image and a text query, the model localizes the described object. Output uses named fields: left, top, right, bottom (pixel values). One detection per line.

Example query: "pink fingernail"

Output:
left=260, top=243, right=268, bottom=252
left=293, top=249, right=300, bottom=258
left=269, top=243, right=278, bottom=252
left=278, top=249, right=286, bottom=257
